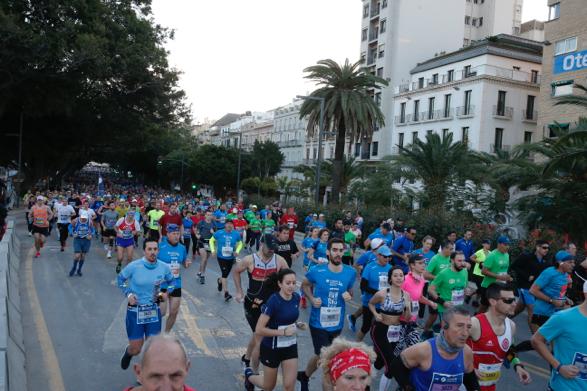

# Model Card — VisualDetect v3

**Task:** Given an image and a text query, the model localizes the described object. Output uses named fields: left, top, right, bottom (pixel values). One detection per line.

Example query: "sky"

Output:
left=151, top=0, right=549, bottom=123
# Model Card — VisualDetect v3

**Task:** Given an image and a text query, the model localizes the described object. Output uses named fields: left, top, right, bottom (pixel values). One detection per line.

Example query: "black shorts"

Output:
left=217, top=258, right=234, bottom=278
left=478, top=287, right=489, bottom=306
left=32, top=226, right=49, bottom=236
left=260, top=343, right=298, bottom=368
left=244, top=296, right=263, bottom=332
left=160, top=288, right=182, bottom=298
left=531, top=314, right=550, bottom=327
left=197, top=239, right=211, bottom=252
left=361, top=306, right=374, bottom=334
left=103, top=228, right=116, bottom=238
left=309, top=326, right=340, bottom=355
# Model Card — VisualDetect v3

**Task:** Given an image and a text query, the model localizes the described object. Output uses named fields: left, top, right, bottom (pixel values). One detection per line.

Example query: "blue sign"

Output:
left=554, top=50, right=587, bottom=74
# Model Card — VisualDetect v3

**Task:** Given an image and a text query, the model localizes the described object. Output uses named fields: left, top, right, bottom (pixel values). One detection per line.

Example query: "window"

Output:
left=524, top=132, right=532, bottom=144
left=464, top=65, right=472, bottom=77
left=447, top=70, right=454, bottom=82
left=494, top=128, right=504, bottom=151
left=382, top=0, right=387, bottom=8
left=465, top=16, right=471, bottom=25
left=418, top=77, right=425, bottom=89
left=442, top=128, right=450, bottom=138
left=427, top=130, right=433, bottom=136
left=412, top=132, right=418, bottom=144
left=464, top=90, right=472, bottom=114
left=444, top=94, right=451, bottom=117
left=478, top=17, right=483, bottom=26
left=362, top=143, right=371, bottom=159
left=372, top=142, right=379, bottom=156
left=513, top=66, right=521, bottom=71
left=464, top=38, right=470, bottom=46
left=361, top=28, right=368, bottom=41
left=398, top=133, right=404, bottom=148
left=380, top=19, right=387, bottom=33
left=375, top=92, right=381, bottom=107
left=497, top=90, right=507, bottom=115
left=413, top=100, right=420, bottom=121
left=531, top=70, right=539, bottom=83
left=428, top=97, right=435, bottom=119
left=377, top=67, right=384, bottom=77
left=432, top=73, right=439, bottom=85
left=354, top=143, right=360, bottom=157
left=378, top=43, right=385, bottom=58
left=548, top=2, right=560, bottom=21
left=552, top=81, right=573, bottom=97
left=472, top=18, right=477, bottom=27
left=526, top=95, right=535, bottom=119
left=554, top=37, right=577, bottom=56
left=363, top=4, right=369, bottom=18
left=400, top=102, right=406, bottom=123
left=313, top=148, right=317, bottom=159
left=462, top=127, right=469, bottom=144
left=329, top=146, right=334, bottom=159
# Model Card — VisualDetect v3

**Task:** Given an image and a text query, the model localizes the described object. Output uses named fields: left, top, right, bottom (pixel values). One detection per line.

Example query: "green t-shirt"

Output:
left=147, top=209, right=165, bottom=230
left=343, top=231, right=356, bottom=257
left=249, top=218, right=261, bottom=232
left=226, top=213, right=237, bottom=221
left=481, top=249, right=510, bottom=288
left=426, top=254, right=450, bottom=277
left=473, top=248, right=488, bottom=277
left=262, top=219, right=275, bottom=234
left=431, top=268, right=468, bottom=313
left=244, top=210, right=256, bottom=222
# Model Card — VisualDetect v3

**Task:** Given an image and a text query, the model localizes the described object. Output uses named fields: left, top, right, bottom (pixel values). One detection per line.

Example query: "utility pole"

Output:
left=297, top=95, right=325, bottom=205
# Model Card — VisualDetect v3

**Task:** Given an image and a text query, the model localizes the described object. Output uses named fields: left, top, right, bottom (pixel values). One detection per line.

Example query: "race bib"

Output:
left=170, top=261, right=180, bottom=278
left=378, top=275, right=389, bottom=290
left=477, top=363, right=502, bottom=386
left=204, top=241, right=210, bottom=251
left=429, top=372, right=463, bottom=391
left=451, top=289, right=465, bottom=306
left=572, top=352, right=587, bottom=380
left=122, top=228, right=133, bottom=239
left=59, top=214, right=70, bottom=222
left=287, top=222, right=294, bottom=229
left=276, top=324, right=297, bottom=348
left=137, top=304, right=159, bottom=325
left=386, top=324, right=401, bottom=342
left=151, top=220, right=159, bottom=228
left=320, top=307, right=341, bottom=328
left=411, top=300, right=420, bottom=318
left=34, top=217, right=46, bottom=226
left=221, top=246, right=233, bottom=258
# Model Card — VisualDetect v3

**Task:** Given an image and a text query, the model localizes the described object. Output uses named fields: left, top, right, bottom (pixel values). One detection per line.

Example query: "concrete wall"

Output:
left=0, top=220, right=26, bottom=391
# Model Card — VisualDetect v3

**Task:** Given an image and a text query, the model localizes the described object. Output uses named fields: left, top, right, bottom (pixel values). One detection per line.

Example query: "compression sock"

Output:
left=69, top=260, right=78, bottom=276
left=77, top=260, right=85, bottom=273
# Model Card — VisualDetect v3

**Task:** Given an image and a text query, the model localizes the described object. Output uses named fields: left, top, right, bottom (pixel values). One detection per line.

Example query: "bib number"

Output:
left=429, top=372, right=463, bottom=391
left=411, top=300, right=420, bottom=318
left=386, top=324, right=401, bottom=342
left=320, top=307, right=341, bottom=328
left=137, top=304, right=159, bottom=325
left=572, top=352, right=587, bottom=380
left=378, top=275, right=389, bottom=290
left=477, top=363, right=502, bottom=386
left=276, top=325, right=297, bottom=348
left=203, top=241, right=210, bottom=251
left=221, top=246, right=233, bottom=258
left=287, top=222, right=294, bottom=229
left=170, top=261, right=180, bottom=278
left=451, top=289, right=465, bottom=306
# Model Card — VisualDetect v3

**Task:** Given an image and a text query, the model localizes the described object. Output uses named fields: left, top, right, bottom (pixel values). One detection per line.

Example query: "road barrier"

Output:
left=0, top=220, right=26, bottom=391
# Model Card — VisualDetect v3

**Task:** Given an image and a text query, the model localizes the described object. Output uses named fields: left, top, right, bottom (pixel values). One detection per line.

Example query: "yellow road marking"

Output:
left=523, top=362, right=551, bottom=379
left=180, top=291, right=212, bottom=356
left=24, top=247, right=66, bottom=391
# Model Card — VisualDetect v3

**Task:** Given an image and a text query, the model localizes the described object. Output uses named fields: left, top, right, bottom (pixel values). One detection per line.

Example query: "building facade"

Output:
left=272, top=100, right=307, bottom=179
left=537, top=0, right=587, bottom=137
left=392, top=35, right=542, bottom=153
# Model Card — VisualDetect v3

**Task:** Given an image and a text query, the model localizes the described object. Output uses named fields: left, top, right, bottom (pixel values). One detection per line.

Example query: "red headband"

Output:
left=328, top=348, right=371, bottom=383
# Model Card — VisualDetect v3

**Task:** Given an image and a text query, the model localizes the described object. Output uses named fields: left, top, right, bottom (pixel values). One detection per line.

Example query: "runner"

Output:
left=117, top=238, right=174, bottom=370
left=341, top=220, right=356, bottom=266
left=320, top=338, right=376, bottom=391
left=68, top=211, right=95, bottom=277
left=331, top=218, right=345, bottom=241
left=390, top=226, right=416, bottom=273
left=232, top=210, right=248, bottom=244
left=455, top=229, right=474, bottom=266
left=262, top=211, right=276, bottom=235
left=356, top=245, right=392, bottom=342
left=413, top=236, right=436, bottom=319
left=145, top=201, right=164, bottom=242
left=234, top=234, right=289, bottom=371
left=159, top=202, right=183, bottom=238
left=469, top=239, right=491, bottom=307
left=279, top=206, right=298, bottom=241
left=195, top=210, right=215, bottom=284
left=210, top=218, right=243, bottom=301
left=467, top=283, right=531, bottom=391
left=364, top=222, right=393, bottom=248
left=246, top=211, right=262, bottom=252
left=181, top=208, right=194, bottom=256
left=101, top=201, right=119, bottom=259
left=30, top=195, right=53, bottom=258
left=402, top=252, right=437, bottom=327
left=244, top=269, right=306, bottom=391
left=158, top=223, right=190, bottom=332
left=532, top=280, right=587, bottom=391
left=307, top=228, right=330, bottom=268
left=479, top=236, right=514, bottom=313
left=54, top=196, right=75, bottom=252
left=213, top=204, right=227, bottom=230
left=90, top=196, right=104, bottom=240
left=301, top=227, right=320, bottom=271
left=390, top=306, right=480, bottom=391
left=115, top=211, right=141, bottom=273
left=275, top=225, right=299, bottom=268
left=298, top=237, right=356, bottom=391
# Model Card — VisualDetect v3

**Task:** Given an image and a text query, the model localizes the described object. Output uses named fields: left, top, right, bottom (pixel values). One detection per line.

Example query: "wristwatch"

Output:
left=548, top=298, right=553, bottom=304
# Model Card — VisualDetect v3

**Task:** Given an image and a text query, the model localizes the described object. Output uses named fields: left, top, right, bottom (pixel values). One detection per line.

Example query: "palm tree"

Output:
left=299, top=59, right=388, bottom=204
left=389, top=132, right=483, bottom=211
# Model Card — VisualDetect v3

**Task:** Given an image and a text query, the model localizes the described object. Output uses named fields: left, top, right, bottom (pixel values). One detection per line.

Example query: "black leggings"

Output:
left=57, top=223, right=69, bottom=246
left=183, top=236, right=191, bottom=255
left=248, top=231, right=261, bottom=251
left=370, top=321, right=400, bottom=378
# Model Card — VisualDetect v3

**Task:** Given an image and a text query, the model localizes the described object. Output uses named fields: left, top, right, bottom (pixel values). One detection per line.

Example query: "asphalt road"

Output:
left=13, top=211, right=550, bottom=390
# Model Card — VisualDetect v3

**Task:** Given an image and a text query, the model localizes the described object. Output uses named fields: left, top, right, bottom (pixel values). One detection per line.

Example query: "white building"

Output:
left=519, top=19, right=545, bottom=42
left=217, top=111, right=273, bottom=148
left=359, top=0, right=525, bottom=159
left=392, top=34, right=542, bottom=154
left=272, top=99, right=307, bottom=179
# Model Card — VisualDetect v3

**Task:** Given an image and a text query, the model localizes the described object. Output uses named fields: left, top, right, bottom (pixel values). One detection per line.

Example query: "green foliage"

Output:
left=249, top=140, right=284, bottom=178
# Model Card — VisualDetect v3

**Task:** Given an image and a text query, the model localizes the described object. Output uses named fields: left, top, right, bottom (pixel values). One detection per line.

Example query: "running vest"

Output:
left=247, top=253, right=278, bottom=300
left=118, top=219, right=136, bottom=239
left=31, top=206, right=49, bottom=227
left=466, top=313, right=512, bottom=389
left=380, top=289, right=405, bottom=316
left=410, top=338, right=465, bottom=391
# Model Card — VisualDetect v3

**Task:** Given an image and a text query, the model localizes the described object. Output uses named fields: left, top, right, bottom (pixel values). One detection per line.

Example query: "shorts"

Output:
left=116, top=237, right=135, bottom=248
left=197, top=239, right=211, bottom=252
left=147, top=229, right=160, bottom=241
left=73, top=237, right=91, bottom=253
left=342, top=256, right=354, bottom=266
left=126, top=306, right=162, bottom=340
left=169, top=288, right=182, bottom=298
left=244, top=296, right=264, bottom=332
left=478, top=287, right=489, bottom=306
left=32, top=226, right=49, bottom=236
left=309, top=325, right=341, bottom=355
left=217, top=258, right=234, bottom=278
left=361, top=306, right=375, bottom=334
left=518, top=288, right=536, bottom=305
left=103, top=228, right=116, bottom=238
left=260, top=343, right=298, bottom=368
left=531, top=314, right=550, bottom=327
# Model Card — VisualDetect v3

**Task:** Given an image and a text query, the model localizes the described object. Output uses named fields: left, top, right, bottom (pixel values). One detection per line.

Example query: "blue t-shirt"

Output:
left=302, top=237, right=319, bottom=266
left=361, top=261, right=391, bottom=306
left=539, top=306, right=587, bottom=390
left=312, top=220, right=327, bottom=229
left=455, top=238, right=474, bottom=260
left=413, top=248, right=436, bottom=266
left=392, top=236, right=413, bottom=273
left=533, top=266, right=571, bottom=316
left=69, top=221, right=95, bottom=239
left=213, top=229, right=242, bottom=260
left=368, top=230, right=394, bottom=247
left=182, top=217, right=193, bottom=238
left=158, top=238, right=187, bottom=289
left=356, top=250, right=377, bottom=267
left=91, top=201, right=104, bottom=220
left=311, top=240, right=329, bottom=265
left=306, top=264, right=356, bottom=332
left=261, top=292, right=300, bottom=349
left=117, top=258, right=174, bottom=305
left=213, top=210, right=227, bottom=230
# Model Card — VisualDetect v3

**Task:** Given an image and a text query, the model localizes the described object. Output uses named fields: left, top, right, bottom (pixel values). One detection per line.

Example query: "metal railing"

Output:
left=490, top=144, right=512, bottom=153
left=522, top=110, right=538, bottom=122
left=456, top=106, right=475, bottom=117
left=493, top=106, right=513, bottom=119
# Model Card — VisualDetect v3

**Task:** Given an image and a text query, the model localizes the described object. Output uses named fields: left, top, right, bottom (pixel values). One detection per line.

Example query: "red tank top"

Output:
left=250, top=253, right=278, bottom=280
left=31, top=206, right=49, bottom=227
left=117, top=219, right=137, bottom=239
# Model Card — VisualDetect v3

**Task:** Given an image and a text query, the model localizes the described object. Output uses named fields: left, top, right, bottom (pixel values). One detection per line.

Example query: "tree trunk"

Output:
left=332, top=121, right=347, bottom=204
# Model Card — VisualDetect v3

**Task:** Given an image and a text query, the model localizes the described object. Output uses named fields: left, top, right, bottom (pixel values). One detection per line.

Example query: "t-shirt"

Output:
left=455, top=238, right=474, bottom=260
left=244, top=210, right=256, bottom=222
left=431, top=267, right=468, bottom=313
left=311, top=240, right=329, bottom=265
left=213, top=210, right=227, bottom=230
left=117, top=259, right=173, bottom=305
left=196, top=220, right=214, bottom=240
left=392, top=235, right=413, bottom=273
left=402, top=272, right=426, bottom=321
left=159, top=213, right=183, bottom=236
left=361, top=261, right=392, bottom=307
left=302, top=237, right=319, bottom=266
left=279, top=214, right=298, bottom=240
left=472, top=248, right=488, bottom=277
left=368, top=230, right=393, bottom=247
left=356, top=250, right=377, bottom=267
left=158, top=238, right=188, bottom=289
left=539, top=306, right=587, bottom=391
left=55, top=204, right=75, bottom=224
left=182, top=217, right=193, bottom=238
left=533, top=266, right=572, bottom=317
left=275, top=239, right=299, bottom=268
left=147, top=209, right=165, bottom=230
left=212, top=229, right=242, bottom=260
left=262, top=218, right=276, bottom=234
left=312, top=220, right=327, bottom=229
left=102, top=209, right=120, bottom=229
left=306, top=264, right=356, bottom=332
left=343, top=231, right=357, bottom=257
left=261, top=292, right=300, bottom=349
left=248, top=218, right=262, bottom=232
left=426, top=253, right=450, bottom=277
left=481, top=250, right=510, bottom=288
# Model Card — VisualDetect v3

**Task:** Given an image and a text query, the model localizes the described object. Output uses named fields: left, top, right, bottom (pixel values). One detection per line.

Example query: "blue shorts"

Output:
left=518, top=288, right=536, bottom=305
left=73, top=238, right=91, bottom=253
left=125, top=306, right=162, bottom=341
left=116, top=237, right=135, bottom=248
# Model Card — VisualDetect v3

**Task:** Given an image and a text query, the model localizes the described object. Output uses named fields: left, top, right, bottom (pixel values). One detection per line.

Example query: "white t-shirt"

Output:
left=55, top=204, right=76, bottom=224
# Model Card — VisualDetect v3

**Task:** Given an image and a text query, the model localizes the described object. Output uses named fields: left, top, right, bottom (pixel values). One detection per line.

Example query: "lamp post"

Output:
left=236, top=131, right=243, bottom=200
left=297, top=95, right=325, bottom=205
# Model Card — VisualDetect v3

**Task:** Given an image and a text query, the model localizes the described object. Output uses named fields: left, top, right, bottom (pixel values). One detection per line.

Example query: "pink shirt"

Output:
left=401, top=272, right=426, bottom=321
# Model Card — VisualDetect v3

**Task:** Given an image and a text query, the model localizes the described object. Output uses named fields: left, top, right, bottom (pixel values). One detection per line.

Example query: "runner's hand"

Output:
left=342, top=292, right=352, bottom=302
left=515, top=366, right=532, bottom=385
left=295, top=321, right=307, bottom=330
left=127, top=294, right=137, bottom=306
left=312, top=297, right=322, bottom=308
left=559, top=365, right=580, bottom=379
left=284, top=324, right=296, bottom=337
left=184, top=259, right=192, bottom=268
left=374, top=313, right=383, bottom=322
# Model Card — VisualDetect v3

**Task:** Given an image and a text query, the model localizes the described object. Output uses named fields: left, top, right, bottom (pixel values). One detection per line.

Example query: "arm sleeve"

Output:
left=236, top=240, right=243, bottom=253
left=463, top=371, right=480, bottom=391
left=117, top=264, right=133, bottom=295
left=209, top=235, right=217, bottom=253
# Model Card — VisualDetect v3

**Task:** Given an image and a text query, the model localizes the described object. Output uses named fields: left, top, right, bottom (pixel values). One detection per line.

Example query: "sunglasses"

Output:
left=540, top=246, right=550, bottom=250
left=499, top=297, right=516, bottom=304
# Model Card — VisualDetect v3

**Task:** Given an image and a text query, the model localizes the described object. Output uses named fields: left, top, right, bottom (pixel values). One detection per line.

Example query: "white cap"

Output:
left=36, top=195, right=44, bottom=201
left=370, top=238, right=384, bottom=250
left=79, top=211, right=89, bottom=220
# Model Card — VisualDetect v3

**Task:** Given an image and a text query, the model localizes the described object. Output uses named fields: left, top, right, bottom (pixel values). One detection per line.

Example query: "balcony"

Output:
left=456, top=106, right=475, bottom=118
left=420, top=109, right=454, bottom=122
left=277, top=140, right=303, bottom=148
left=395, top=115, right=407, bottom=126
left=522, top=110, right=538, bottom=123
left=493, top=106, right=513, bottom=119
left=370, top=4, right=380, bottom=18
left=490, top=144, right=512, bottom=153
left=367, top=55, right=377, bottom=66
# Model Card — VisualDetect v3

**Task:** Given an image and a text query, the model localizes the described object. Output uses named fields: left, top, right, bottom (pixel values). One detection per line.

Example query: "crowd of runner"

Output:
left=21, top=181, right=587, bottom=391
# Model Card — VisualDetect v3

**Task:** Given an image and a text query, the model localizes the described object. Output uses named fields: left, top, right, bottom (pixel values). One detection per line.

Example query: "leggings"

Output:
left=183, top=236, right=191, bottom=255
left=370, top=321, right=400, bottom=378
left=191, top=233, right=198, bottom=255
left=57, top=223, right=69, bottom=246
left=248, top=231, right=261, bottom=251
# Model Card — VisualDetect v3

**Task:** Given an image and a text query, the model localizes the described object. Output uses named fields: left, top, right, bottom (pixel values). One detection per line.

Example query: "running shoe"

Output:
left=297, top=371, right=309, bottom=391
left=347, top=314, right=357, bottom=333
left=116, top=263, right=122, bottom=274
left=120, top=346, right=132, bottom=370
left=224, top=292, right=232, bottom=302
left=35, top=251, right=40, bottom=258
left=76, top=271, right=82, bottom=277
left=60, top=246, right=64, bottom=252
left=217, top=277, right=222, bottom=292
left=107, top=250, right=112, bottom=259
left=244, top=367, right=254, bottom=391
left=200, top=274, right=205, bottom=285
left=241, top=354, right=251, bottom=368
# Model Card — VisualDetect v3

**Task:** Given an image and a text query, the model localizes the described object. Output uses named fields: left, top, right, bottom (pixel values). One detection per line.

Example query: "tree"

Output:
left=299, top=59, right=388, bottom=204
left=249, top=140, right=284, bottom=179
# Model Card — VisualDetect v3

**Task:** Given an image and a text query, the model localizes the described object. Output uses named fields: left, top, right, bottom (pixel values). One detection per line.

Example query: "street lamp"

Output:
left=297, top=95, right=325, bottom=205
left=236, top=131, right=243, bottom=200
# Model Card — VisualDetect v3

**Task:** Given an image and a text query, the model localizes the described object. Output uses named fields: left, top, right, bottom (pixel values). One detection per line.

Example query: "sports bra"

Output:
left=380, top=288, right=405, bottom=316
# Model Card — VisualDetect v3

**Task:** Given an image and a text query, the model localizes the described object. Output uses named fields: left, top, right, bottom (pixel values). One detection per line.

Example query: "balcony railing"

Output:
left=493, top=106, right=513, bottom=119
left=522, top=110, right=538, bottom=123
left=277, top=140, right=303, bottom=148
left=370, top=4, right=380, bottom=17
left=490, top=144, right=512, bottom=153
left=395, top=115, right=407, bottom=126
left=456, top=106, right=475, bottom=117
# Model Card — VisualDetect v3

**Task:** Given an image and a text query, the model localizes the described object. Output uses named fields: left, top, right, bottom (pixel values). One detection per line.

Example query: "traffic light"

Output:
left=191, top=184, right=197, bottom=190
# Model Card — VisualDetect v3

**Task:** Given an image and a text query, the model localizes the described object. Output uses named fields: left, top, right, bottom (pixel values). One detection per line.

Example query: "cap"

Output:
left=312, top=213, right=318, bottom=217
left=482, top=239, right=491, bottom=245
left=377, top=245, right=392, bottom=257
left=370, top=238, right=384, bottom=250
left=232, top=208, right=238, bottom=213
left=251, top=205, right=258, bottom=209
left=319, top=213, right=325, bottom=217
left=131, top=199, right=138, bottom=203
left=166, top=224, right=179, bottom=233
left=555, top=250, right=575, bottom=263
left=497, top=236, right=511, bottom=245
left=381, top=223, right=392, bottom=231
left=36, top=196, right=44, bottom=201
left=79, top=212, right=89, bottom=220
left=261, top=234, right=278, bottom=251
left=408, top=253, right=425, bottom=263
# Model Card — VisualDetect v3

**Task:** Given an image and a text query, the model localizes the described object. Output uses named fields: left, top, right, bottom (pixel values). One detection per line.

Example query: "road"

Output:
left=12, top=211, right=550, bottom=390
